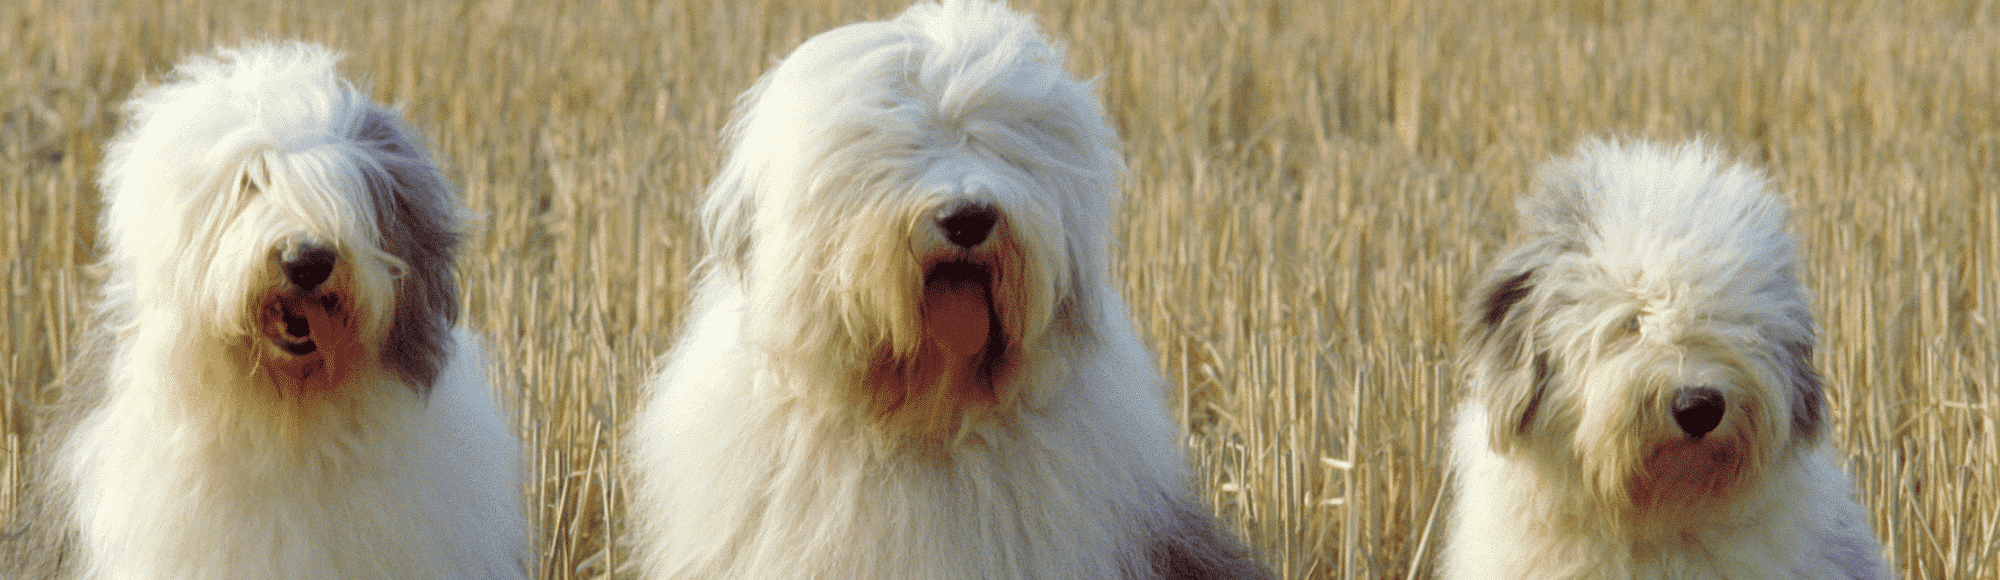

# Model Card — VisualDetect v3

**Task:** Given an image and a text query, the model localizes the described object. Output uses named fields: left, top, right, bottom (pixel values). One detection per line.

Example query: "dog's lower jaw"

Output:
left=842, top=262, right=1004, bottom=439
left=863, top=354, right=1001, bottom=443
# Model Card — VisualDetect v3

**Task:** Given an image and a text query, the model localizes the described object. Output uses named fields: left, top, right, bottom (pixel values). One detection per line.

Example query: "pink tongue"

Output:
left=922, top=278, right=992, bottom=357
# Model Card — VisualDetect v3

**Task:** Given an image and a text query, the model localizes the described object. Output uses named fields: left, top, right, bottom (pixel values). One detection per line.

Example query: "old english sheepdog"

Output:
left=1441, top=139, right=1888, bottom=579
left=55, top=42, right=529, bottom=579
left=624, top=1, right=1269, bottom=578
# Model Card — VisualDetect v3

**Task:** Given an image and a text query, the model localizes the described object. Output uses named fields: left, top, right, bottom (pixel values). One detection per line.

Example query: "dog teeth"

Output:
left=266, top=298, right=320, bottom=356
left=279, top=339, right=317, bottom=355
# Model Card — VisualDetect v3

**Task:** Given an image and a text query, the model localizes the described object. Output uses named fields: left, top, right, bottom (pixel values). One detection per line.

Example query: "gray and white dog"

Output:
left=1443, top=139, right=1888, bottom=579
left=50, top=41, right=528, bottom=580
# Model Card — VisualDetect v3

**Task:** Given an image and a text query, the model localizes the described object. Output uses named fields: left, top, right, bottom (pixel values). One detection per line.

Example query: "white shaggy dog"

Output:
left=624, top=2, right=1269, bottom=579
left=1442, top=139, right=1888, bottom=579
left=55, top=42, right=529, bottom=579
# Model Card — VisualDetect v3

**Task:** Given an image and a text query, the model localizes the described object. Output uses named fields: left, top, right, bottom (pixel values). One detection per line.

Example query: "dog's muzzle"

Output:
left=266, top=245, right=341, bottom=356
left=911, top=199, right=1012, bottom=390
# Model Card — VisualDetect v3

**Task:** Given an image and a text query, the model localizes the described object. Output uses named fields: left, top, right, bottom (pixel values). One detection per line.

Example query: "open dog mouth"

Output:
left=921, top=261, right=1002, bottom=361
left=264, top=293, right=341, bottom=356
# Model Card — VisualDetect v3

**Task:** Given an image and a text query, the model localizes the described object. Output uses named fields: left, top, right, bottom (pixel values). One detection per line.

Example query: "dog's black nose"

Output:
left=282, top=246, right=338, bottom=291
left=1671, top=387, right=1726, bottom=438
left=940, top=204, right=999, bottom=248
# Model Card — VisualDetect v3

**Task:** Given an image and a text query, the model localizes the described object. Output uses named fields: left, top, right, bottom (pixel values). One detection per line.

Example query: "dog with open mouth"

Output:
left=624, top=2, right=1271, bottom=579
left=259, top=244, right=359, bottom=386
left=47, top=42, right=530, bottom=580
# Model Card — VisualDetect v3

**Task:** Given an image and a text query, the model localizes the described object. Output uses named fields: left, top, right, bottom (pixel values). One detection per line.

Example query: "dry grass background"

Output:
left=3, top=0, right=1996, bottom=578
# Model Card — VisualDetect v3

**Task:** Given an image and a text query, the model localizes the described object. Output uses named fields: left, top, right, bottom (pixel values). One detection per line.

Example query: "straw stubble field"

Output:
left=3, top=0, right=1995, bottom=578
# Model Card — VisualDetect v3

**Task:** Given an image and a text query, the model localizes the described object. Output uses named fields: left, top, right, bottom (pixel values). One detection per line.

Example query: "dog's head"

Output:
left=1462, top=139, right=1823, bottom=520
left=700, top=0, right=1121, bottom=441
left=98, top=42, right=458, bottom=397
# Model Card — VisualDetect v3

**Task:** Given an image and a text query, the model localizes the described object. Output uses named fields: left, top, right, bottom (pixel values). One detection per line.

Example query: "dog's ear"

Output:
left=1482, top=269, right=1535, bottom=329
left=360, top=105, right=457, bottom=396
left=1465, top=268, right=1549, bottom=452
left=1781, top=333, right=1824, bottom=443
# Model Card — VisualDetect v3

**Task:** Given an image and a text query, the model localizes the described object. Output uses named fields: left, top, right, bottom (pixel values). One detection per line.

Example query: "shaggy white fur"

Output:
left=624, top=2, right=1267, bottom=579
left=59, top=42, right=528, bottom=580
left=1442, top=139, right=1888, bottom=579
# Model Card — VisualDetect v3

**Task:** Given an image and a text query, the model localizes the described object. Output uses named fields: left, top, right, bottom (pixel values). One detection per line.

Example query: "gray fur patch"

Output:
left=358, top=106, right=460, bottom=395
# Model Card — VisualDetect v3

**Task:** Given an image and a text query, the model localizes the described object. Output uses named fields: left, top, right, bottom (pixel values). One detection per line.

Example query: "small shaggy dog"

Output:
left=624, top=1, right=1269, bottom=578
left=51, top=42, right=528, bottom=579
left=1442, top=139, right=1888, bottom=579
